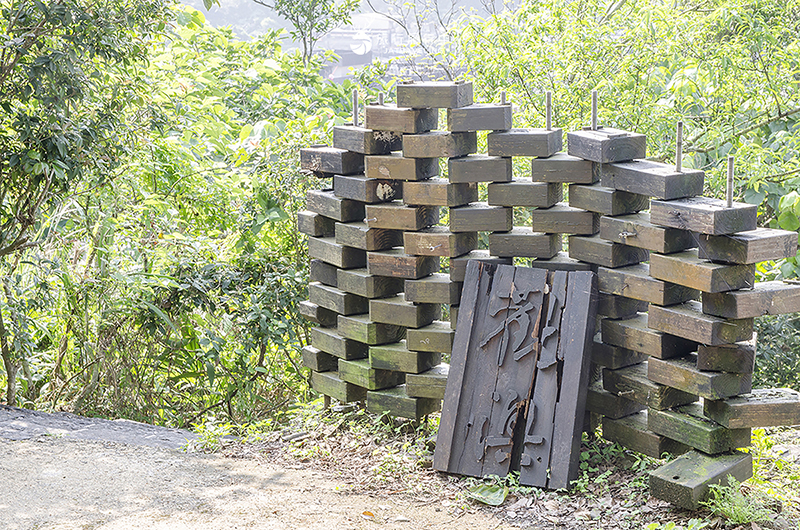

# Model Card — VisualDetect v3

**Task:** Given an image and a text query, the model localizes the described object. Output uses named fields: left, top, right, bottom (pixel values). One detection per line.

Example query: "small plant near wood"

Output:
left=184, top=417, right=234, bottom=453
left=701, top=476, right=774, bottom=525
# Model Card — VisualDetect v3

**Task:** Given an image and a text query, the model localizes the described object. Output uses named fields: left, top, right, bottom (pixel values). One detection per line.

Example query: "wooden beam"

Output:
left=364, top=202, right=439, bottom=231
left=365, top=153, right=439, bottom=181
left=601, top=313, right=697, bottom=359
left=649, top=250, right=755, bottom=293
left=449, top=202, right=513, bottom=233
left=602, top=363, right=697, bottom=409
left=447, top=103, right=512, bottom=131
left=337, top=314, right=405, bottom=345
left=332, top=125, right=402, bottom=154
left=403, top=226, right=477, bottom=258
left=530, top=153, right=594, bottom=184
left=566, top=128, right=646, bottom=163
left=369, top=340, right=441, bottom=373
left=367, top=248, right=440, bottom=279
left=598, top=212, right=696, bottom=254
left=698, top=228, right=798, bottom=264
left=568, top=235, right=649, bottom=268
left=403, top=131, right=478, bottom=158
left=364, top=104, right=438, bottom=133
left=568, top=184, right=649, bottom=216
left=488, top=228, right=562, bottom=258
left=334, top=221, right=403, bottom=251
left=701, top=280, right=800, bottom=318
left=396, top=80, right=474, bottom=108
left=597, top=264, right=699, bottom=306
left=597, top=159, right=704, bottom=199
left=703, top=388, right=800, bottom=428
left=648, top=355, right=752, bottom=400
left=448, top=154, right=512, bottom=183
left=488, top=180, right=562, bottom=208
left=333, top=173, right=402, bottom=203
left=650, top=197, right=757, bottom=236
left=487, top=128, right=563, bottom=157
left=648, top=301, right=753, bottom=345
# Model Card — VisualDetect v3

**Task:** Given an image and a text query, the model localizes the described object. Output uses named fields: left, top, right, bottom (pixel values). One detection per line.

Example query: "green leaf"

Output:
left=778, top=211, right=800, bottom=231
left=142, top=301, right=178, bottom=333
left=467, top=483, right=508, bottom=506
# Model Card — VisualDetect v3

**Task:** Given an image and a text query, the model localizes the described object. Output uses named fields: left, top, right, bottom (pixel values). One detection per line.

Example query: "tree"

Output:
left=0, top=0, right=169, bottom=406
left=251, top=0, right=360, bottom=64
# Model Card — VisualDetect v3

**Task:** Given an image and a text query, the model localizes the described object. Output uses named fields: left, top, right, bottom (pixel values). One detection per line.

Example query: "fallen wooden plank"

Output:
left=650, top=197, right=757, bottom=236
left=703, top=388, right=800, bottom=428
left=648, top=355, right=752, bottom=400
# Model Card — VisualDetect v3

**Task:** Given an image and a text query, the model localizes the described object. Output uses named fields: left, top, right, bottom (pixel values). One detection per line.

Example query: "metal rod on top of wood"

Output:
left=352, top=89, right=359, bottom=127
left=500, top=90, right=506, bottom=105
left=378, top=92, right=384, bottom=106
left=546, top=91, right=552, bottom=131
left=727, top=156, right=734, bottom=208
left=676, top=121, right=683, bottom=173
left=591, top=90, right=598, bottom=130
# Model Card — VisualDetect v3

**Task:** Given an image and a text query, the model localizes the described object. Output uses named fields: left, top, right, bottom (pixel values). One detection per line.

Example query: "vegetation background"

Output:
left=1, top=0, right=799, bottom=430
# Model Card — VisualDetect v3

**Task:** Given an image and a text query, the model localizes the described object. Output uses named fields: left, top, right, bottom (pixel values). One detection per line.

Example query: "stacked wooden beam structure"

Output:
left=297, top=83, right=800, bottom=505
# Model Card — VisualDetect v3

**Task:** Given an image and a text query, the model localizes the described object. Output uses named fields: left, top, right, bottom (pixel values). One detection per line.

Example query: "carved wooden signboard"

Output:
left=433, top=261, right=597, bottom=489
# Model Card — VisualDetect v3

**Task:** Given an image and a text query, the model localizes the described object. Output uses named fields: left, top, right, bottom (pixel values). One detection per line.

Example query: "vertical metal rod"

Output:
left=591, top=90, right=598, bottom=130
left=500, top=90, right=506, bottom=105
left=546, top=91, right=552, bottom=131
left=727, top=156, right=734, bottom=208
left=378, top=92, right=384, bottom=106
left=676, top=121, right=684, bottom=173
left=352, top=88, right=359, bottom=127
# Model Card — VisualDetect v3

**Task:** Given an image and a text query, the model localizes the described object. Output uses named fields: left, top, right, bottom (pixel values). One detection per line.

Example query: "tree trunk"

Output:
left=0, top=311, right=17, bottom=406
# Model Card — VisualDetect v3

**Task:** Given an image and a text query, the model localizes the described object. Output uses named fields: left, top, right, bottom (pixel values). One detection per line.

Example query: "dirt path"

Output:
left=0, top=407, right=511, bottom=530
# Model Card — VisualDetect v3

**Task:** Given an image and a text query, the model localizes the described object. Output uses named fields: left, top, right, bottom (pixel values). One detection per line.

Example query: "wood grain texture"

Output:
left=447, top=103, right=512, bottom=131
left=448, top=154, right=512, bottom=183
left=487, top=128, right=563, bottom=157
left=602, top=362, right=698, bottom=409
left=332, top=125, right=402, bottom=154
left=307, top=236, right=367, bottom=269
left=448, top=250, right=512, bottom=281
left=310, top=326, right=368, bottom=360
left=298, top=300, right=338, bottom=328
left=396, top=80, right=473, bottom=108
left=335, top=268, right=404, bottom=299
left=406, top=363, right=449, bottom=399
left=648, top=403, right=751, bottom=455
left=403, top=226, right=477, bottom=258
left=338, top=358, right=405, bottom=390
left=591, top=333, right=647, bottom=369
left=404, top=273, right=463, bottom=304
left=648, top=354, right=752, bottom=400
left=308, top=282, right=369, bottom=315
left=309, top=259, right=338, bottom=287
left=334, top=221, right=403, bottom=251
left=649, top=250, right=755, bottom=293
left=449, top=202, right=513, bottom=233
left=602, top=411, right=690, bottom=459
left=402, top=178, right=478, bottom=207
left=650, top=197, right=757, bottom=236
left=306, top=189, right=365, bottom=222
left=698, top=228, right=798, bottom=264
left=369, top=340, right=441, bottom=373
left=298, top=210, right=335, bottom=237
left=364, top=104, right=438, bottom=133
left=568, top=235, right=649, bottom=268
left=597, top=264, right=699, bottom=306
left=488, top=228, right=562, bottom=258
left=586, top=380, right=645, bottom=419
left=310, top=370, right=367, bottom=403
left=565, top=128, right=646, bottom=164
left=364, top=201, right=439, bottom=230
left=696, top=338, right=756, bottom=374
left=531, top=202, right=599, bottom=235
left=366, top=385, right=441, bottom=420
left=648, top=301, right=754, bottom=346
left=300, top=146, right=364, bottom=175
left=333, top=173, right=402, bottom=203
left=530, top=152, right=594, bottom=184
left=703, top=388, right=800, bottom=428
left=596, top=293, right=648, bottom=320
left=369, top=293, right=441, bottom=328
left=405, top=321, right=455, bottom=353
left=302, top=345, right=339, bottom=372
left=367, top=248, right=440, bottom=279
left=402, top=131, right=478, bottom=158
left=337, top=314, right=405, bottom=345
left=488, top=180, right=562, bottom=208
left=601, top=313, right=697, bottom=359
left=597, top=159, right=704, bottom=199
left=598, top=212, right=695, bottom=253
left=568, top=184, right=649, bottom=215
left=364, top=153, right=439, bottom=181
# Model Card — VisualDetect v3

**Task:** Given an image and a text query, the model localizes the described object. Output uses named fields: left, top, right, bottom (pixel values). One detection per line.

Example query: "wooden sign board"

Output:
left=434, top=262, right=597, bottom=489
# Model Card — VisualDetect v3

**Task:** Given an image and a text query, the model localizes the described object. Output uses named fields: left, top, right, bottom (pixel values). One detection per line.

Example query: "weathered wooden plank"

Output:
left=448, top=154, right=512, bottom=183
left=298, top=300, right=338, bottom=328
left=404, top=273, right=462, bottom=305
left=703, top=388, right=800, bottom=428
left=648, top=301, right=753, bottom=346
left=696, top=338, right=756, bottom=374
left=648, top=403, right=751, bottom=455
left=568, top=184, right=649, bottom=216
left=369, top=294, right=441, bottom=329
left=449, top=202, right=513, bottom=233
left=302, top=345, right=339, bottom=372
left=298, top=210, right=335, bottom=237
left=602, top=362, right=697, bottom=409
left=597, top=159, right=704, bottom=199
left=337, top=314, right=405, bottom=345
left=649, top=250, right=755, bottom=293
left=332, top=125, right=402, bottom=154
left=601, top=313, right=697, bottom=359
left=649, top=450, right=753, bottom=510
left=591, top=333, right=647, bottom=369
left=487, top=180, right=562, bottom=208
left=585, top=380, right=645, bottom=419
left=405, top=321, right=455, bottom=353
left=403, top=131, right=478, bottom=158
left=364, top=201, right=439, bottom=231
left=308, top=282, right=369, bottom=316
left=396, top=80, right=474, bottom=108
left=598, top=212, right=696, bottom=254
left=596, top=293, right=648, bottom=320
left=335, top=268, right=404, bottom=299
left=306, top=189, right=365, bottom=222
left=448, top=250, right=512, bottom=281
left=311, top=370, right=367, bottom=403
left=488, top=228, right=562, bottom=258
left=531, top=203, right=599, bottom=235
left=648, top=355, right=752, bottom=400
left=300, top=146, right=364, bottom=175
left=528, top=251, right=593, bottom=272
left=309, top=259, right=338, bottom=287
left=447, top=103, right=512, bottom=131
left=566, top=128, right=646, bottom=164
left=568, top=235, right=649, bottom=268
left=367, top=248, right=440, bottom=279
left=364, top=104, right=438, bottom=133
left=702, top=280, right=800, bottom=319
left=364, top=153, right=439, bottom=181
left=402, top=178, right=477, bottom=207
left=310, top=327, right=368, bottom=360
left=307, top=236, right=367, bottom=269
left=598, top=264, right=699, bottom=306
left=602, top=411, right=690, bottom=458
left=404, top=226, right=476, bottom=258
left=487, top=128, right=563, bottom=157
left=338, top=358, right=405, bottom=390
left=531, top=152, right=594, bottom=184
left=334, top=221, right=402, bottom=251
left=367, top=385, right=441, bottom=420
left=406, top=363, right=449, bottom=399
left=547, top=271, right=599, bottom=489
left=698, top=228, right=798, bottom=264
left=333, top=173, right=402, bottom=203
left=369, top=340, right=441, bottom=374
left=650, top=197, right=757, bottom=236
